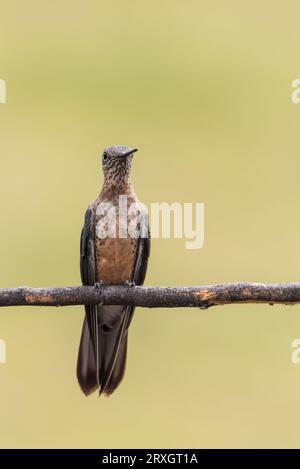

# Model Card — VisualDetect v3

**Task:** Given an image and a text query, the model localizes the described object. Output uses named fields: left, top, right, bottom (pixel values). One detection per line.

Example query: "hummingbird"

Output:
left=77, top=146, right=150, bottom=396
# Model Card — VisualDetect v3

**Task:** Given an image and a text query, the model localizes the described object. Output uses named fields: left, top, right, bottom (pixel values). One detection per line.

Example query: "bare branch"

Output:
left=0, top=283, right=300, bottom=309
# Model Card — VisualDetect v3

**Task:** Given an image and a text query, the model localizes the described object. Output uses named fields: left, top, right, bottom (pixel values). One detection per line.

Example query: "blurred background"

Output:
left=0, top=0, right=300, bottom=449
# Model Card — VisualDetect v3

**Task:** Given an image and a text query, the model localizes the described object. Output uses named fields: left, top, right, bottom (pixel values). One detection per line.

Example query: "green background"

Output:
left=1, top=0, right=300, bottom=448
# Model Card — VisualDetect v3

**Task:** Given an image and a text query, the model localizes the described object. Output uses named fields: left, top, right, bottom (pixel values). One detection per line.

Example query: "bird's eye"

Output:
left=103, top=152, right=108, bottom=162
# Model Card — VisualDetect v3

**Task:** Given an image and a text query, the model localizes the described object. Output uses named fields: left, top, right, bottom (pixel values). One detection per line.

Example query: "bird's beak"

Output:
left=119, top=148, right=138, bottom=159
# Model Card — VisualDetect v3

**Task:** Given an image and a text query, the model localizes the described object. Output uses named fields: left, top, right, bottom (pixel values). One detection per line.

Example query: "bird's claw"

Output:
left=95, top=281, right=104, bottom=291
left=125, top=280, right=136, bottom=291
left=95, top=281, right=105, bottom=305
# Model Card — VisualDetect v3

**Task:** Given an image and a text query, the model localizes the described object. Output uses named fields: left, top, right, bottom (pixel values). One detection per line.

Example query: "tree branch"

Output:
left=0, top=283, right=300, bottom=309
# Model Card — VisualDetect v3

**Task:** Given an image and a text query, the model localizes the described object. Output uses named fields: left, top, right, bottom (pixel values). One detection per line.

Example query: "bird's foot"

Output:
left=95, top=280, right=104, bottom=291
left=124, top=280, right=136, bottom=292
left=95, top=281, right=105, bottom=305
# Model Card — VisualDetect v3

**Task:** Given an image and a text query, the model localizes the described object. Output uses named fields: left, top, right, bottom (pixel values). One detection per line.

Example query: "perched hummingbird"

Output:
left=77, top=146, right=150, bottom=396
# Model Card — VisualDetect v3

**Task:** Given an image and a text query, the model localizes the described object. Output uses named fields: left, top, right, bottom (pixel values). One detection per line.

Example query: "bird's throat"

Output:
left=101, top=179, right=134, bottom=199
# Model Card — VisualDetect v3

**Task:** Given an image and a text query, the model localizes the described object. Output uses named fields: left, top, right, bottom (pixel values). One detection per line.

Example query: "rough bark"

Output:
left=0, top=283, right=299, bottom=309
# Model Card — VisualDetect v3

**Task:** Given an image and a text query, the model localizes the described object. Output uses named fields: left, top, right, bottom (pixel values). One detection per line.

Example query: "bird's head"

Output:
left=101, top=145, right=138, bottom=186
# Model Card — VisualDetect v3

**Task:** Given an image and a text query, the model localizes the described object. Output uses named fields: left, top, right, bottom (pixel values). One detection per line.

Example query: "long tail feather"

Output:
left=77, top=305, right=133, bottom=396
left=100, top=307, right=131, bottom=395
left=77, top=317, right=98, bottom=396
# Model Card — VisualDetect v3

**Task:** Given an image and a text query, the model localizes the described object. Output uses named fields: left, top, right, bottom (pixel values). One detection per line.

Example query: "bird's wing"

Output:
left=79, top=207, right=99, bottom=368
left=80, top=207, right=96, bottom=286
left=77, top=206, right=101, bottom=394
left=133, top=227, right=151, bottom=286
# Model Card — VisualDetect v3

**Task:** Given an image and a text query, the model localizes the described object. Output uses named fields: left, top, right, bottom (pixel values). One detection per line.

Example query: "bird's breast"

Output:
left=94, top=201, right=142, bottom=285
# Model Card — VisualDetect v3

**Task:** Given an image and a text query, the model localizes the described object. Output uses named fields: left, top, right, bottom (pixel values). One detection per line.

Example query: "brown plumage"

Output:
left=77, top=146, right=150, bottom=396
